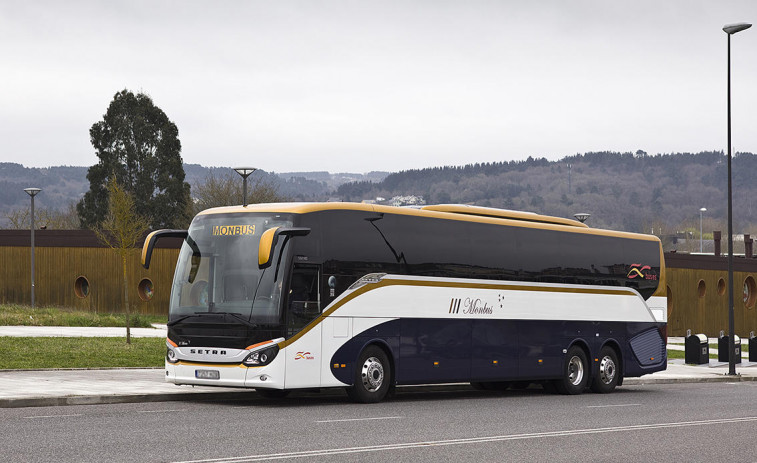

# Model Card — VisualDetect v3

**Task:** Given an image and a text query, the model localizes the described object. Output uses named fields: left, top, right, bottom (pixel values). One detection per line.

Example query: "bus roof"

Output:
left=197, top=202, right=658, bottom=242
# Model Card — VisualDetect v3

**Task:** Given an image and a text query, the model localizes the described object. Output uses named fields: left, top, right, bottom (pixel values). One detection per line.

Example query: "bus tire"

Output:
left=590, top=346, right=620, bottom=394
left=256, top=389, right=290, bottom=399
left=554, top=345, right=589, bottom=395
left=346, top=346, right=391, bottom=403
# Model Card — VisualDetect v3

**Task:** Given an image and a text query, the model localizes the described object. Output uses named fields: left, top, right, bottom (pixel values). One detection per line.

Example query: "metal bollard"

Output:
left=750, top=331, right=756, bottom=363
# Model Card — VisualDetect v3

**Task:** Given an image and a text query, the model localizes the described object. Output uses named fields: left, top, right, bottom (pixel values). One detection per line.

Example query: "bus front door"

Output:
left=284, top=265, right=322, bottom=389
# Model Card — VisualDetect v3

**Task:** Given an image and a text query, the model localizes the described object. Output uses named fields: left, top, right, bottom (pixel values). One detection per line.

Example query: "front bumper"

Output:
left=165, top=350, right=286, bottom=389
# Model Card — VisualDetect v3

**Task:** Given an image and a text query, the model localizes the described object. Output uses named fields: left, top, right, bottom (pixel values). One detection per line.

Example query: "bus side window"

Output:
left=287, top=266, right=320, bottom=336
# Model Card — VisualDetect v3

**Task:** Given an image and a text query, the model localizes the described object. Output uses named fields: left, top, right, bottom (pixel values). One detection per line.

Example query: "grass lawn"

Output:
left=0, top=337, right=165, bottom=369
left=668, top=342, right=749, bottom=353
left=0, top=304, right=166, bottom=328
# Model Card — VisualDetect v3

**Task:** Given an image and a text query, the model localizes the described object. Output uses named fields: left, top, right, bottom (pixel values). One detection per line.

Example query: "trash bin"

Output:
left=750, top=332, right=756, bottom=363
left=718, top=333, right=742, bottom=364
left=685, top=331, right=709, bottom=365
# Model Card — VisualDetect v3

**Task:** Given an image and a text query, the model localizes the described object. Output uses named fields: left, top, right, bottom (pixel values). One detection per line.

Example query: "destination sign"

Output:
left=212, top=224, right=256, bottom=236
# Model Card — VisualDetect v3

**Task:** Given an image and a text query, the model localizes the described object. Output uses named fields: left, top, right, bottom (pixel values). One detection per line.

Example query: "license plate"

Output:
left=195, top=369, right=220, bottom=380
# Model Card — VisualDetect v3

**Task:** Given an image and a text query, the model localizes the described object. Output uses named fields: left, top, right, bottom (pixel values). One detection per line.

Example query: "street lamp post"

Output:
left=699, top=207, right=707, bottom=253
left=24, top=187, right=41, bottom=308
left=233, top=167, right=257, bottom=207
left=723, top=22, right=751, bottom=376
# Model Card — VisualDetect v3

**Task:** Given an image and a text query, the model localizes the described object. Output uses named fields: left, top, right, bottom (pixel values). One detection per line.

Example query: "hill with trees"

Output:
left=337, top=150, right=756, bottom=238
left=3, top=151, right=755, bottom=247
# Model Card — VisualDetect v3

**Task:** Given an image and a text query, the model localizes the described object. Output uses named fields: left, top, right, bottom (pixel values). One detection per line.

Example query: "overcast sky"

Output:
left=2, top=1, right=757, bottom=173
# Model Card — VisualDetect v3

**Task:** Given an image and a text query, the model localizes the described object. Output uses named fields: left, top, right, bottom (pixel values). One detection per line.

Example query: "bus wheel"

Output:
left=347, top=346, right=391, bottom=403
left=590, top=346, right=619, bottom=393
left=555, top=346, right=588, bottom=395
left=256, top=389, right=290, bottom=399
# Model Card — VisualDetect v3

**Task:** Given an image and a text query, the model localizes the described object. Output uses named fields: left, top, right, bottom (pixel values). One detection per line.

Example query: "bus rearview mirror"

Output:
left=141, top=229, right=188, bottom=269
left=258, top=227, right=311, bottom=269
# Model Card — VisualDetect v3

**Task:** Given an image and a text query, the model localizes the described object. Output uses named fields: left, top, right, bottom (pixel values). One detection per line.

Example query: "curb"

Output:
left=2, top=376, right=756, bottom=409
left=0, top=391, right=255, bottom=409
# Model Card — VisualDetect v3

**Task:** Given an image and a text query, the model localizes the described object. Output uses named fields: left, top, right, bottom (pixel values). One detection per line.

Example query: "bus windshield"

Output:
left=168, top=213, right=294, bottom=324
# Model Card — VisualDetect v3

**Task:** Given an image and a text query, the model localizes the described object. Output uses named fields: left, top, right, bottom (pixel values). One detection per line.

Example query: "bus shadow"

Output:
left=189, top=383, right=652, bottom=408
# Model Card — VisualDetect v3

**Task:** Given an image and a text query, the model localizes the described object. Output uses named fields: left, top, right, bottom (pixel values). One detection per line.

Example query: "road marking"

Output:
left=316, top=416, right=402, bottom=423
left=170, top=416, right=757, bottom=463
left=137, top=409, right=187, bottom=414
left=586, top=403, right=641, bottom=408
left=23, top=414, right=82, bottom=419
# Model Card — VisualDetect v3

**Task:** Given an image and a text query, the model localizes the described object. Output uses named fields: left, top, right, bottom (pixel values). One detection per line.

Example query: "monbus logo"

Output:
left=627, top=263, right=657, bottom=281
left=448, top=297, right=493, bottom=315
left=212, top=224, right=256, bottom=237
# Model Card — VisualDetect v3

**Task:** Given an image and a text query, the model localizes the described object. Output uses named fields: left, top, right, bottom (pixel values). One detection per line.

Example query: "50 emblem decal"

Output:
left=294, top=351, right=314, bottom=360
left=627, top=263, right=657, bottom=281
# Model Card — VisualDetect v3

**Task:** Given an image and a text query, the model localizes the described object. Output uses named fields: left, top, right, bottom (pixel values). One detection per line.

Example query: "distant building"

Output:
left=389, top=195, right=426, bottom=207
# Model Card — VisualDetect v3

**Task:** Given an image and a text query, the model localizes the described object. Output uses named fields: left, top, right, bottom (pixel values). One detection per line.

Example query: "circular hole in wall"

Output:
left=138, top=278, right=154, bottom=302
left=697, top=280, right=706, bottom=298
left=74, top=276, right=90, bottom=298
left=744, top=276, right=756, bottom=308
left=718, top=278, right=726, bottom=296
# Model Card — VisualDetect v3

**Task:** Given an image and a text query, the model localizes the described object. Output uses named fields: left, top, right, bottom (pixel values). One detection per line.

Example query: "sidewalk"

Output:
left=1, top=329, right=756, bottom=408
left=0, top=325, right=167, bottom=338
left=1, top=361, right=756, bottom=409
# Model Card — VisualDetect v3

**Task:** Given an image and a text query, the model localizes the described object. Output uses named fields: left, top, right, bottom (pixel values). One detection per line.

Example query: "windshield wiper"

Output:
left=167, top=312, right=258, bottom=329
left=167, top=315, right=195, bottom=326
left=215, top=312, right=259, bottom=329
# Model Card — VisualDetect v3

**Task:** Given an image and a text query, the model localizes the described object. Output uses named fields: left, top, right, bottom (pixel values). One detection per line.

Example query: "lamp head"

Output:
left=723, top=23, right=752, bottom=34
left=24, top=187, right=41, bottom=197
left=573, top=213, right=590, bottom=223
left=700, top=207, right=707, bottom=212
left=233, top=167, right=257, bottom=178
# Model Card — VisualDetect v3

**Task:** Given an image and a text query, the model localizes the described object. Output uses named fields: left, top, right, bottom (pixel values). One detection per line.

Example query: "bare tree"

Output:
left=191, top=171, right=285, bottom=215
left=4, top=203, right=81, bottom=229
left=94, top=177, right=149, bottom=344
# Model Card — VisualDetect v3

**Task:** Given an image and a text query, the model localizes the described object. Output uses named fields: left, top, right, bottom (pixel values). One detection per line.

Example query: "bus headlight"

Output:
left=243, top=345, right=279, bottom=366
left=166, top=347, right=179, bottom=364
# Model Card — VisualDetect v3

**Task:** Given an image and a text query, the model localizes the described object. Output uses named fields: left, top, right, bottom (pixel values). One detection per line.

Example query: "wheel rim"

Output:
left=567, top=355, right=584, bottom=386
left=599, top=355, right=616, bottom=385
left=361, top=356, right=384, bottom=392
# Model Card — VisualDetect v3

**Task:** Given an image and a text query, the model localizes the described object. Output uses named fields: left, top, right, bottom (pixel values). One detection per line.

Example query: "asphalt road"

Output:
left=2, top=382, right=757, bottom=462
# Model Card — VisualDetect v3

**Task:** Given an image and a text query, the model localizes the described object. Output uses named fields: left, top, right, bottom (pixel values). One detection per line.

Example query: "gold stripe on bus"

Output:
left=652, top=244, right=668, bottom=297
left=277, top=278, right=643, bottom=349
left=174, top=360, right=252, bottom=368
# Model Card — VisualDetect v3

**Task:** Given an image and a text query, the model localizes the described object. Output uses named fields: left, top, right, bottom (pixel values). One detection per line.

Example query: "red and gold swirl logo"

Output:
left=627, top=264, right=657, bottom=280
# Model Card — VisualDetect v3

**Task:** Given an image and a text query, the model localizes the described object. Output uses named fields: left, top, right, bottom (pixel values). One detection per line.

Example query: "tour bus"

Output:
left=142, top=202, right=667, bottom=403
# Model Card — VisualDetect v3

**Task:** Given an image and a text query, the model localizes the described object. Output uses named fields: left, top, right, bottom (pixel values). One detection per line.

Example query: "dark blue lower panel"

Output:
left=329, top=318, right=666, bottom=386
